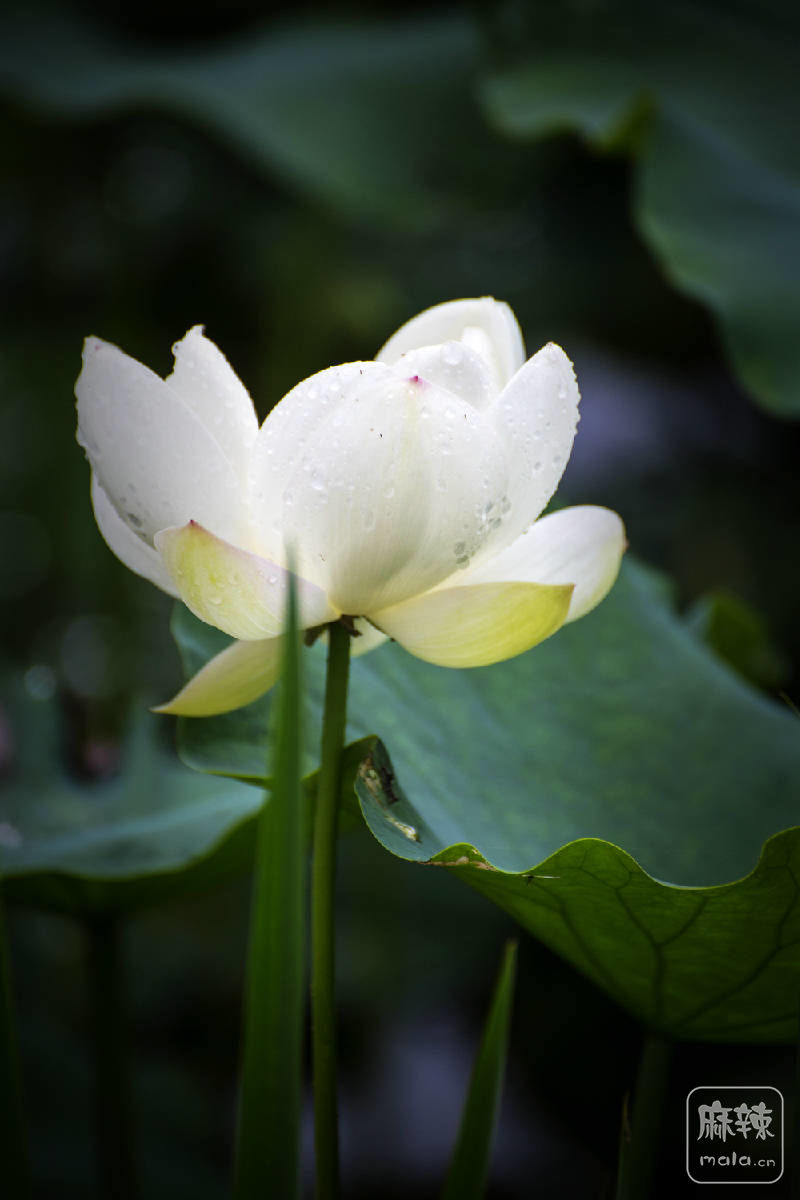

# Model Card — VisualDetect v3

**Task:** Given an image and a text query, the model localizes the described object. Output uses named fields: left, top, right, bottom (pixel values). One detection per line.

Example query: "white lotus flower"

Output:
left=75, top=298, right=625, bottom=716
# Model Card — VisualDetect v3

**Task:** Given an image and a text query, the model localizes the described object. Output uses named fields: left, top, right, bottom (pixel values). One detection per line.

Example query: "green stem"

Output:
left=88, top=916, right=138, bottom=1200
left=233, top=582, right=305, bottom=1199
left=0, top=895, right=30, bottom=1198
left=311, top=621, right=351, bottom=1200
left=616, top=1030, right=672, bottom=1200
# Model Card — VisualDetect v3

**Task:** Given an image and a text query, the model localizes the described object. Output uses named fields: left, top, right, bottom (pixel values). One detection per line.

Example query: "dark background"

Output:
left=1, top=1, right=798, bottom=1196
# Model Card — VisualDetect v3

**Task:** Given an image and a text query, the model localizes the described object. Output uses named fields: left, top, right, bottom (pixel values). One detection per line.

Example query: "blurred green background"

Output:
left=1, top=0, right=798, bottom=1195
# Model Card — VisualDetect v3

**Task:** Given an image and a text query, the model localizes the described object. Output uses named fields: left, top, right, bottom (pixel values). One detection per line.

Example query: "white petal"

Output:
left=155, top=521, right=336, bottom=640
left=370, top=580, right=574, bottom=668
left=252, top=366, right=509, bottom=612
left=351, top=617, right=389, bottom=657
left=154, top=637, right=282, bottom=716
left=91, top=475, right=179, bottom=596
left=487, top=343, right=580, bottom=552
left=460, top=505, right=626, bottom=622
left=249, top=362, right=386, bottom=565
left=76, top=337, right=251, bottom=548
left=376, top=298, right=525, bottom=389
left=166, top=326, right=258, bottom=478
left=384, top=342, right=497, bottom=410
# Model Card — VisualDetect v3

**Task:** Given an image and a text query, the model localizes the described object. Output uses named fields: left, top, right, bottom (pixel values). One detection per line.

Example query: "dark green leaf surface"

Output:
left=481, top=2, right=800, bottom=415
left=358, top=755, right=800, bottom=1043
left=442, top=941, right=517, bottom=1200
left=178, top=560, right=800, bottom=889
left=176, top=559, right=800, bottom=1041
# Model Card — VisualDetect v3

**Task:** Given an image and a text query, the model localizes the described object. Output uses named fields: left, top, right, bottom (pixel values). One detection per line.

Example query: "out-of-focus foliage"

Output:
left=2, top=1, right=799, bottom=414
left=0, top=10, right=519, bottom=230
left=482, top=0, right=800, bottom=415
left=686, top=590, right=789, bottom=691
left=0, top=660, right=373, bottom=914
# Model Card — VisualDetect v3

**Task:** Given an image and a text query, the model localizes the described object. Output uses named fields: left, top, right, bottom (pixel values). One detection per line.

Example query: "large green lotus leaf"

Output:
left=174, top=558, right=800, bottom=1040
left=177, top=559, right=800, bottom=889
left=0, top=667, right=371, bottom=914
left=480, top=2, right=800, bottom=415
left=0, top=8, right=525, bottom=232
left=357, top=749, right=800, bottom=1044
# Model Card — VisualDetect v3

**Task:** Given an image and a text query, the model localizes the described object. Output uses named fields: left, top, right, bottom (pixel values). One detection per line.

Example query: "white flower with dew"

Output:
left=75, top=298, right=625, bottom=715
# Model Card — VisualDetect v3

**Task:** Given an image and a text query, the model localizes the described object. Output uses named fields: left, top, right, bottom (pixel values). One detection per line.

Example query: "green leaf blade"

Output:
left=442, top=940, right=517, bottom=1200
left=234, top=570, right=304, bottom=1198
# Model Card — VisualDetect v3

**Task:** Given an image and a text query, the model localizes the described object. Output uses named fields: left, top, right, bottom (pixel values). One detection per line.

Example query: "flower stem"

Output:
left=616, top=1029, right=672, bottom=1200
left=311, top=621, right=351, bottom=1200
left=88, top=915, right=138, bottom=1200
